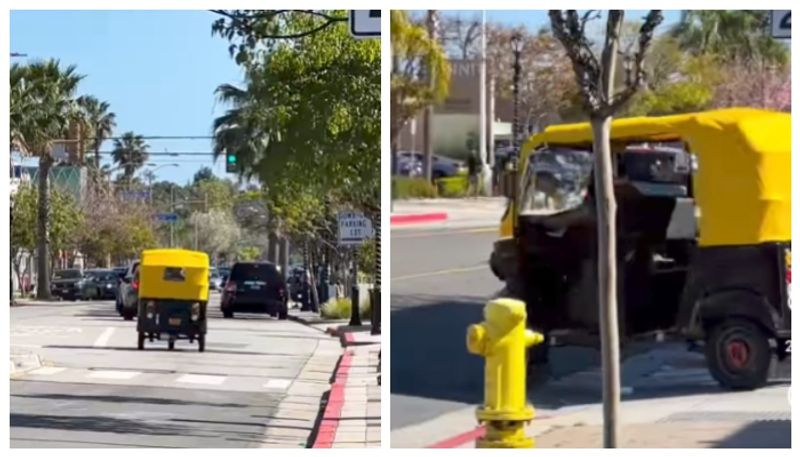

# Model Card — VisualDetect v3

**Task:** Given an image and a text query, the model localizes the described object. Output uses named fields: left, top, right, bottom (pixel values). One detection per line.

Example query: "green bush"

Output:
left=392, top=177, right=437, bottom=199
left=436, top=176, right=469, bottom=198
left=320, top=297, right=372, bottom=320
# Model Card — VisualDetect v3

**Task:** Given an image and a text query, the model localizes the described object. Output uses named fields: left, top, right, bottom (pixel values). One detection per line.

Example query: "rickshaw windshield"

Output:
left=519, top=148, right=593, bottom=215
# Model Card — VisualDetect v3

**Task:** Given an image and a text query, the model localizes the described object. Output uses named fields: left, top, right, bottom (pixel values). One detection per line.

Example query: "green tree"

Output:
left=111, top=131, right=149, bottom=185
left=10, top=60, right=85, bottom=299
left=193, top=166, right=216, bottom=184
left=390, top=10, right=451, bottom=154
left=77, top=95, right=116, bottom=168
left=671, top=10, right=788, bottom=66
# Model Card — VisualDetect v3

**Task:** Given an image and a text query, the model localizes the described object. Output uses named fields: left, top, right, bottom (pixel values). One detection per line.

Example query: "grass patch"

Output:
left=392, top=177, right=437, bottom=199
left=320, top=297, right=372, bottom=320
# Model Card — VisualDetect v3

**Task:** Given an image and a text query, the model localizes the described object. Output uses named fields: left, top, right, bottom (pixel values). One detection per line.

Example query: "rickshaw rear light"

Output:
left=191, top=302, right=200, bottom=321
left=146, top=301, right=155, bottom=318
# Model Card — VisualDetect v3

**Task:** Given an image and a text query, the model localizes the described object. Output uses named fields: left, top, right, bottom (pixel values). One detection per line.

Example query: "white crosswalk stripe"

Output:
left=88, top=370, right=141, bottom=380
left=176, top=374, right=226, bottom=385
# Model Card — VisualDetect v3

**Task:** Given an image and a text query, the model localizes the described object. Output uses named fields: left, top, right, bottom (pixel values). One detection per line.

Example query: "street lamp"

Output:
left=511, top=32, right=523, bottom=155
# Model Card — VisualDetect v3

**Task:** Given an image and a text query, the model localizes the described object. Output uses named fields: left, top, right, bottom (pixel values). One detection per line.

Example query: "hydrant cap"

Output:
left=484, top=298, right=526, bottom=332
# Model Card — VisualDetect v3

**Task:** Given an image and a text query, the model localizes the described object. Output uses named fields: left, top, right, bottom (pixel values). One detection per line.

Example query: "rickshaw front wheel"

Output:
left=705, top=318, right=770, bottom=390
left=198, top=335, right=205, bottom=352
left=168, top=338, right=175, bottom=350
left=137, top=332, right=145, bottom=350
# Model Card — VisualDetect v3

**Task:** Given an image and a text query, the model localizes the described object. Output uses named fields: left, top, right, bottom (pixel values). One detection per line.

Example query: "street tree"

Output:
left=111, top=131, right=149, bottom=185
left=391, top=10, right=451, bottom=166
left=712, top=59, right=790, bottom=111
left=10, top=60, right=85, bottom=299
left=77, top=95, right=116, bottom=168
left=188, top=209, right=242, bottom=264
left=549, top=9, right=663, bottom=447
left=193, top=166, right=216, bottom=184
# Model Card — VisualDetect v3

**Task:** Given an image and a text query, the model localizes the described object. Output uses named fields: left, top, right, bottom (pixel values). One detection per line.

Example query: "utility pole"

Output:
left=169, top=185, right=175, bottom=248
left=479, top=10, right=492, bottom=196
left=423, top=10, right=439, bottom=182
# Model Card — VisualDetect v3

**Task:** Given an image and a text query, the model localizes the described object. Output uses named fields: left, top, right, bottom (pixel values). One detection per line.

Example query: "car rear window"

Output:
left=54, top=270, right=82, bottom=279
left=230, top=263, right=282, bottom=284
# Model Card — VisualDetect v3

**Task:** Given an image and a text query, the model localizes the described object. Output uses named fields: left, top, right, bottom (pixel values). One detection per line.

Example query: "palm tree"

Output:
left=10, top=60, right=84, bottom=299
left=671, top=11, right=788, bottom=65
left=77, top=95, right=116, bottom=168
left=111, top=132, right=149, bottom=185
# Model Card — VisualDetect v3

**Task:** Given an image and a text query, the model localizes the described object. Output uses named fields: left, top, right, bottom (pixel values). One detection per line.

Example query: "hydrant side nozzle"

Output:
left=525, top=330, right=544, bottom=348
left=467, top=323, right=487, bottom=355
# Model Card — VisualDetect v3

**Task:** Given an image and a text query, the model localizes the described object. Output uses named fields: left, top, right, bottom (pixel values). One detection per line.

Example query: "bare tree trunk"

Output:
left=268, top=231, right=278, bottom=263
left=36, top=154, right=52, bottom=299
left=307, top=244, right=320, bottom=311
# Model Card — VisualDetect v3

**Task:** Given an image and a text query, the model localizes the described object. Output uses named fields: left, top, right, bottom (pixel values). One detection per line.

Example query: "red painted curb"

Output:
left=344, top=332, right=355, bottom=344
left=391, top=212, right=448, bottom=225
left=426, top=415, right=552, bottom=448
left=312, top=351, right=353, bottom=448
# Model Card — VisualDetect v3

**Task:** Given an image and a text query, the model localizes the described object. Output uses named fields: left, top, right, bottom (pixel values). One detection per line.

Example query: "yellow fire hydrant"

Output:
left=467, top=298, right=544, bottom=448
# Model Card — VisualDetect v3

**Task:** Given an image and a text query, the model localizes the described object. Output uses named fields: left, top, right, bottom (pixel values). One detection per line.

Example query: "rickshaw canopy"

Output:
left=139, top=249, right=210, bottom=302
left=514, top=108, right=790, bottom=247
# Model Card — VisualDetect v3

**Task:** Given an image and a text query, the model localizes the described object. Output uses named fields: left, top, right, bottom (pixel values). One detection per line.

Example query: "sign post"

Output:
left=338, top=211, right=373, bottom=326
left=349, top=10, right=381, bottom=39
left=771, top=10, right=791, bottom=39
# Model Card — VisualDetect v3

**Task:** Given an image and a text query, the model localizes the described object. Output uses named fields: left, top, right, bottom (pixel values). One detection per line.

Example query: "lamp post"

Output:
left=511, top=32, right=523, bottom=155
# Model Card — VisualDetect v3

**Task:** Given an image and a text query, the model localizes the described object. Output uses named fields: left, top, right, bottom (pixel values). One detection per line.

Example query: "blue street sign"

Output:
left=156, top=213, right=178, bottom=223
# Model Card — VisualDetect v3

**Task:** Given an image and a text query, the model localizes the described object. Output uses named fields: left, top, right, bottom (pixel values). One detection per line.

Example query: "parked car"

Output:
left=394, top=155, right=423, bottom=177
left=113, top=266, right=128, bottom=280
left=85, top=268, right=120, bottom=300
left=209, top=268, right=225, bottom=291
left=221, top=262, right=288, bottom=319
left=51, top=269, right=100, bottom=301
left=116, top=261, right=140, bottom=320
left=399, top=151, right=467, bottom=179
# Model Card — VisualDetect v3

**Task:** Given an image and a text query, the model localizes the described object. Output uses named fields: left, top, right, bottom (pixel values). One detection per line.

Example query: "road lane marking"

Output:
left=92, top=327, right=115, bottom=348
left=393, top=227, right=496, bottom=239
left=392, top=264, right=489, bottom=282
left=176, top=374, right=226, bottom=385
left=263, top=379, right=292, bottom=389
left=88, top=370, right=141, bottom=380
left=29, top=367, right=67, bottom=376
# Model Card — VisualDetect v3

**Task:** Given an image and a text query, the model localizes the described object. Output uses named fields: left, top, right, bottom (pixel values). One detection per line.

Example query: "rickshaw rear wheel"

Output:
left=705, top=318, right=771, bottom=390
left=137, top=332, right=145, bottom=350
left=198, top=335, right=205, bottom=352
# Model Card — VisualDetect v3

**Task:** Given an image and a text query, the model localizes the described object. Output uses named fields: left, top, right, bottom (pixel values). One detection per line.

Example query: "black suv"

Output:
left=221, top=262, right=288, bottom=319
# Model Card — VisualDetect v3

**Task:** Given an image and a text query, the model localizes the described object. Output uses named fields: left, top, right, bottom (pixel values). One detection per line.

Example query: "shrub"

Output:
left=320, top=297, right=372, bottom=320
left=436, top=176, right=468, bottom=198
left=392, top=177, right=437, bottom=199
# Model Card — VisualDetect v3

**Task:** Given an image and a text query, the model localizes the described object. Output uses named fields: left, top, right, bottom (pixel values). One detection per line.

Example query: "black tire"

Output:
left=527, top=332, right=550, bottom=365
left=223, top=310, right=233, bottom=319
left=168, top=339, right=175, bottom=350
left=122, top=309, right=134, bottom=321
left=278, top=303, right=288, bottom=320
left=705, top=318, right=771, bottom=390
left=137, top=332, right=145, bottom=350
left=198, top=335, right=205, bottom=352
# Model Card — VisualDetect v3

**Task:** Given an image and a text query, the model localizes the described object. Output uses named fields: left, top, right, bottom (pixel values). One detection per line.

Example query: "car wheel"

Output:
left=705, top=318, right=771, bottom=390
left=223, top=310, right=233, bottom=319
left=278, top=302, right=288, bottom=320
left=122, top=309, right=135, bottom=321
left=198, top=334, right=205, bottom=352
left=137, top=332, right=145, bottom=350
left=168, top=338, right=175, bottom=350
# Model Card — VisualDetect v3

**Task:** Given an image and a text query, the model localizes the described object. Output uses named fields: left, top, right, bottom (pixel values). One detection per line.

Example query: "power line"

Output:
left=90, top=135, right=215, bottom=141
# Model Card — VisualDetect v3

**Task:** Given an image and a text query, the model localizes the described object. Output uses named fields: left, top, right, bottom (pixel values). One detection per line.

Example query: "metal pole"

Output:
left=170, top=185, right=174, bottom=248
left=349, top=247, right=362, bottom=326
left=513, top=47, right=521, bottom=154
left=479, top=10, right=492, bottom=196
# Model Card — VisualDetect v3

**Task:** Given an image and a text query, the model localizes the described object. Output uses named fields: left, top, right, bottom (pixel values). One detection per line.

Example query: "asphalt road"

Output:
left=390, top=226, right=791, bottom=446
left=10, top=294, right=327, bottom=448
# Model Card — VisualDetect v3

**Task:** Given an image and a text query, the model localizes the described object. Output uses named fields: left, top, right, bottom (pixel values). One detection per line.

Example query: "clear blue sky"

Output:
left=11, top=10, right=244, bottom=185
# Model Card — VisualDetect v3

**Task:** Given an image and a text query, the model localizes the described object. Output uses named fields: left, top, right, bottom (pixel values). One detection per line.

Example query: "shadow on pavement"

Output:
left=10, top=413, right=203, bottom=437
left=391, top=294, right=789, bottom=411
left=11, top=392, right=254, bottom=409
left=710, top=420, right=791, bottom=448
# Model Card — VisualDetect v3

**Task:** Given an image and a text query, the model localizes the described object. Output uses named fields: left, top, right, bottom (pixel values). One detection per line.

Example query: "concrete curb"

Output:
left=391, top=212, right=448, bottom=226
left=311, top=350, right=353, bottom=448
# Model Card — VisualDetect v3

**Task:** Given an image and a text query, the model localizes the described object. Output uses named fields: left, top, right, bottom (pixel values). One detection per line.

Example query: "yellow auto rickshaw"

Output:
left=137, top=249, right=210, bottom=351
left=492, top=108, right=791, bottom=390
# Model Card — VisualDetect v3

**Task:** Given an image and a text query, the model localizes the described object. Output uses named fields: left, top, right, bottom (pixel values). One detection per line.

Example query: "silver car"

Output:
left=116, top=261, right=140, bottom=320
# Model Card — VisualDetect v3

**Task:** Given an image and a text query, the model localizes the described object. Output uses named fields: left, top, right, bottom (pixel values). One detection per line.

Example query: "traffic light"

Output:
left=225, top=151, right=237, bottom=173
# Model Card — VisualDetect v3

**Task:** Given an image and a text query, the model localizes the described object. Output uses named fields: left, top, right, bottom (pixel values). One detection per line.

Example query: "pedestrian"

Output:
left=466, top=151, right=481, bottom=198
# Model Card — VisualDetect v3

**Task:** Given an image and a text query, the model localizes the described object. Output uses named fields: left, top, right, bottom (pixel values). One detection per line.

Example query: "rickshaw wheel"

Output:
left=137, top=332, right=145, bottom=350
left=168, top=339, right=175, bottom=350
left=198, top=335, right=205, bottom=352
left=705, top=318, right=770, bottom=390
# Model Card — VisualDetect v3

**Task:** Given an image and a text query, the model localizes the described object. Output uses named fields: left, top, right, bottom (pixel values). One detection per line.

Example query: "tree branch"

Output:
left=210, top=10, right=346, bottom=40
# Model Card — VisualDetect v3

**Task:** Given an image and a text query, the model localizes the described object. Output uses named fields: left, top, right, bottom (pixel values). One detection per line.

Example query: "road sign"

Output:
left=338, top=211, right=374, bottom=246
left=349, top=10, right=380, bottom=39
left=156, top=213, right=178, bottom=223
left=772, top=10, right=791, bottom=39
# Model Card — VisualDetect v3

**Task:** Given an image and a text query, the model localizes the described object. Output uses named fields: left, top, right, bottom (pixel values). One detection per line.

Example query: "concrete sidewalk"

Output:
left=391, top=197, right=506, bottom=230
left=289, top=310, right=381, bottom=448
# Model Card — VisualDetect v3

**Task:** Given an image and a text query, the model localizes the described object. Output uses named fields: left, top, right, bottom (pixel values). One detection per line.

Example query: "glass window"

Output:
left=520, top=148, right=593, bottom=214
